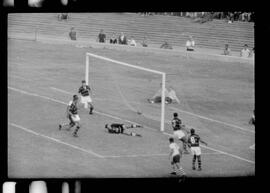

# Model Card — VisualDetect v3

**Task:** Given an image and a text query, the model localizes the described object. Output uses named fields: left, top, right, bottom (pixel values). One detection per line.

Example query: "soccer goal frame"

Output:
left=85, top=52, right=166, bottom=132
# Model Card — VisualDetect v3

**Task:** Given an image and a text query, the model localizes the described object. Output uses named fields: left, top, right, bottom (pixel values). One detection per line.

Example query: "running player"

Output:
left=172, top=112, right=189, bottom=154
left=169, top=137, right=186, bottom=178
left=78, top=80, right=94, bottom=114
left=187, top=128, right=208, bottom=171
left=59, top=95, right=81, bottom=137
left=105, top=123, right=142, bottom=137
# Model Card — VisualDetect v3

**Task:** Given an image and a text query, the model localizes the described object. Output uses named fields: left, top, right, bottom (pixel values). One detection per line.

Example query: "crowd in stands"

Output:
left=65, top=12, right=253, bottom=60
left=138, top=12, right=254, bottom=23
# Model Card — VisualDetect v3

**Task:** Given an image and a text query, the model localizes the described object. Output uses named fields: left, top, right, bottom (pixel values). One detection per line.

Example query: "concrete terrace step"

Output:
left=8, top=13, right=254, bottom=52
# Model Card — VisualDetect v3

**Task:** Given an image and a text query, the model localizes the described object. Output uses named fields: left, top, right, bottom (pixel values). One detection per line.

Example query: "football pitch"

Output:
left=8, top=38, right=255, bottom=178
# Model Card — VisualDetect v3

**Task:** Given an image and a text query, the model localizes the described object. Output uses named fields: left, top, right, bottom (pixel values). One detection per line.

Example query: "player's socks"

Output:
left=198, top=156, right=202, bottom=170
left=89, top=106, right=94, bottom=114
left=192, top=155, right=196, bottom=169
left=178, top=166, right=186, bottom=176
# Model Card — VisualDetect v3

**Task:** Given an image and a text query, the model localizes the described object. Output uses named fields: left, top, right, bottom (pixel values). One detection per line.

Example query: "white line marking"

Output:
left=8, top=86, right=255, bottom=164
left=169, top=106, right=254, bottom=134
left=103, top=152, right=222, bottom=158
left=8, top=122, right=104, bottom=158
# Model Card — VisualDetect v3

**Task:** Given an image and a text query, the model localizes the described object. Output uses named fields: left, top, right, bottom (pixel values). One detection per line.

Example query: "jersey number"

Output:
left=190, top=136, right=196, bottom=144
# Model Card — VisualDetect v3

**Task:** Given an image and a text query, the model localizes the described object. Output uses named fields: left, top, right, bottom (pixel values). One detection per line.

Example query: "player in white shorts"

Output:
left=78, top=80, right=94, bottom=114
left=187, top=128, right=208, bottom=171
left=59, top=95, right=81, bottom=137
left=172, top=113, right=189, bottom=153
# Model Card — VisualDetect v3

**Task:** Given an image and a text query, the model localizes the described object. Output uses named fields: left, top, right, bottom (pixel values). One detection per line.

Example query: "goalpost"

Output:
left=85, top=52, right=166, bottom=132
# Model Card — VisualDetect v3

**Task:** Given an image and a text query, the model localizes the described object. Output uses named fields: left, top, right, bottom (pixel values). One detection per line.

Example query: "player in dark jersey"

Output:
left=187, top=128, right=207, bottom=171
left=78, top=80, right=94, bottom=114
left=172, top=113, right=189, bottom=154
left=105, top=123, right=142, bottom=137
left=59, top=95, right=81, bottom=137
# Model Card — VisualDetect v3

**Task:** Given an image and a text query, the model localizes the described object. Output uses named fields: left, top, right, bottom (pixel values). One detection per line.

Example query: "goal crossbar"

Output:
left=85, top=52, right=166, bottom=132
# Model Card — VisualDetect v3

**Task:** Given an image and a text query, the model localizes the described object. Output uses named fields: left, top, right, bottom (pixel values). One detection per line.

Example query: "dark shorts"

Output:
left=187, top=48, right=194, bottom=51
left=171, top=154, right=180, bottom=164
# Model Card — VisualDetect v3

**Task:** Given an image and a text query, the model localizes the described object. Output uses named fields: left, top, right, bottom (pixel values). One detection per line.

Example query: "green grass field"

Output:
left=8, top=38, right=255, bottom=178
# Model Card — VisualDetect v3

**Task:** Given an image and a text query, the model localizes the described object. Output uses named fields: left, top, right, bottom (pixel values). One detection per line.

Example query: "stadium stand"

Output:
left=8, top=13, right=254, bottom=53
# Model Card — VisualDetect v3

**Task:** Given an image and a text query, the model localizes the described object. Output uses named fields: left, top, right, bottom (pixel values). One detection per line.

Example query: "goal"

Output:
left=85, top=52, right=166, bottom=132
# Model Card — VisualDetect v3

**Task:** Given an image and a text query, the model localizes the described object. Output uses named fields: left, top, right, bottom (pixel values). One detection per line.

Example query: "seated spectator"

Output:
left=118, top=32, right=128, bottom=45
left=69, top=27, right=76, bottom=40
left=160, top=41, right=173, bottom=49
left=58, top=13, right=69, bottom=21
left=110, top=33, right=117, bottom=44
left=186, top=36, right=195, bottom=51
left=97, top=29, right=106, bottom=43
left=128, top=36, right=137, bottom=46
left=141, top=36, right=148, bottom=47
left=222, top=44, right=231, bottom=55
left=240, top=44, right=251, bottom=58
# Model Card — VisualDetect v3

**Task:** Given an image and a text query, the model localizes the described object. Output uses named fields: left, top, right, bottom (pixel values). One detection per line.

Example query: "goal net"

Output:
left=85, top=52, right=166, bottom=132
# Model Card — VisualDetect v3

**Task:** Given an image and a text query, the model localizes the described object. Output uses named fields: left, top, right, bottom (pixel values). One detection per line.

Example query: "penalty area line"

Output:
left=8, top=86, right=255, bottom=165
left=8, top=122, right=104, bottom=158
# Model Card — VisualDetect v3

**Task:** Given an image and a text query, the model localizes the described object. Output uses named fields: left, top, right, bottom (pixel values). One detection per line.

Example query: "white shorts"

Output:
left=71, top=114, right=80, bottom=122
left=190, top=146, right=201, bottom=156
left=173, top=130, right=185, bottom=140
left=80, top=95, right=92, bottom=104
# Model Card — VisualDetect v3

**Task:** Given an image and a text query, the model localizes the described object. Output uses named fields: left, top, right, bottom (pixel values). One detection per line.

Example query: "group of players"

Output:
left=58, top=80, right=142, bottom=137
left=57, top=80, right=209, bottom=177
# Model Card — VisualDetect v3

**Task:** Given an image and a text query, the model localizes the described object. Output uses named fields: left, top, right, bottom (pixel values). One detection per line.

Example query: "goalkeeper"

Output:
left=105, top=123, right=143, bottom=137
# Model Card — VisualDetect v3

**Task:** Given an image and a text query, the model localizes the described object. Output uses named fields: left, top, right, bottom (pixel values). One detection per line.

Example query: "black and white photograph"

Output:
left=5, top=10, right=254, bottom=181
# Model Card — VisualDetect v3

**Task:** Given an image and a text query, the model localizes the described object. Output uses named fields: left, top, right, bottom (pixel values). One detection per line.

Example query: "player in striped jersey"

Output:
left=172, top=113, right=189, bottom=154
left=59, top=95, right=81, bottom=137
left=187, top=128, right=208, bottom=171
left=78, top=80, right=94, bottom=114
left=105, top=123, right=142, bottom=137
left=169, top=137, right=186, bottom=178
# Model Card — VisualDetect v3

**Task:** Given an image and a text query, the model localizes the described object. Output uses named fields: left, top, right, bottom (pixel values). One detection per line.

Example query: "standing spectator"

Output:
left=118, top=32, right=128, bottom=45
left=69, top=27, right=76, bottom=40
left=128, top=36, right=137, bottom=46
left=141, top=36, right=148, bottom=47
left=222, top=44, right=231, bottom=55
left=186, top=36, right=195, bottom=51
left=109, top=33, right=117, bottom=44
left=97, top=29, right=106, bottom=43
left=240, top=44, right=251, bottom=58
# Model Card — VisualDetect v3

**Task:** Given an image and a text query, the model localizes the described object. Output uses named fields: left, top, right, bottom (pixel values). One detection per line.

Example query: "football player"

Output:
left=59, top=95, right=81, bottom=137
left=187, top=128, right=208, bottom=171
left=172, top=112, right=189, bottom=154
left=169, top=137, right=186, bottom=178
left=105, top=123, right=142, bottom=137
left=78, top=80, right=94, bottom=114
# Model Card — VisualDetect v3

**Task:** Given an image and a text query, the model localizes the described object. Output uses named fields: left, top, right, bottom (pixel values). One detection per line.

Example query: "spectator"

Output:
left=109, top=33, right=117, bottom=44
left=240, top=44, right=251, bottom=58
left=222, top=44, right=231, bottom=55
left=69, top=27, right=76, bottom=40
left=58, top=13, right=69, bottom=21
left=186, top=36, right=195, bottom=51
left=251, top=47, right=255, bottom=58
left=160, top=41, right=173, bottom=49
left=141, top=36, right=148, bottom=47
left=128, top=36, right=137, bottom=46
left=97, top=29, right=106, bottom=43
left=118, top=32, right=128, bottom=45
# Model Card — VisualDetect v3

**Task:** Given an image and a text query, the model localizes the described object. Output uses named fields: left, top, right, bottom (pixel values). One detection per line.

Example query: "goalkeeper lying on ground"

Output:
left=105, top=123, right=143, bottom=137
